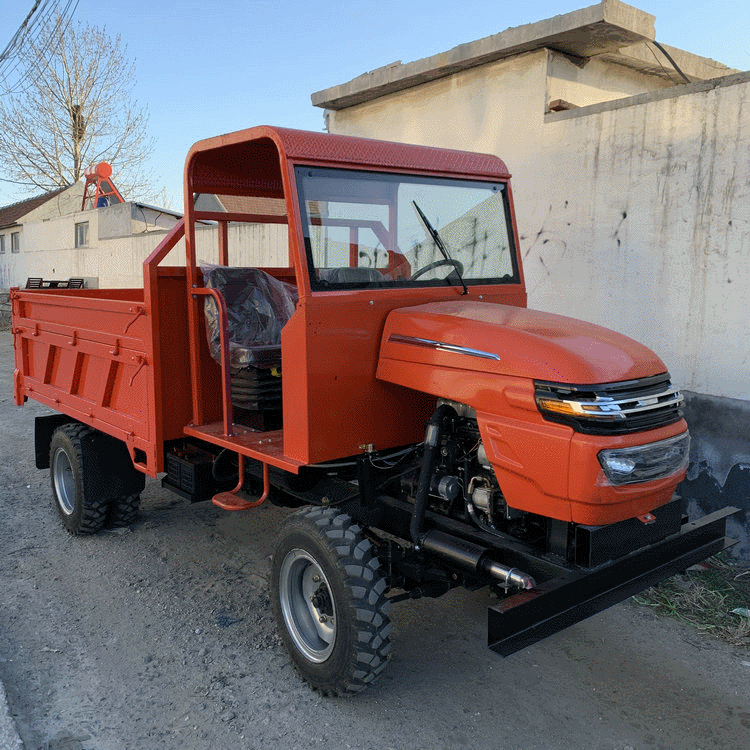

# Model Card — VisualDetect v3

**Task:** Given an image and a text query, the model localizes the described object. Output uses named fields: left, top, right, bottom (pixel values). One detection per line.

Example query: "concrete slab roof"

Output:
left=312, top=0, right=734, bottom=111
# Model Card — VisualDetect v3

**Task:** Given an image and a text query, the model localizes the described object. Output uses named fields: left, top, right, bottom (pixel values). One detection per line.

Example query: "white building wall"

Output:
left=23, top=182, right=85, bottom=222
left=546, top=51, right=672, bottom=107
left=327, top=50, right=550, bottom=162
left=532, top=74, right=750, bottom=401
left=326, top=60, right=750, bottom=402
left=0, top=213, right=289, bottom=290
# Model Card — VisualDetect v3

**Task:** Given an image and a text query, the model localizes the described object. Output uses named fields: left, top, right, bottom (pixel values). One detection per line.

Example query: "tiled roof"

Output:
left=0, top=187, right=68, bottom=230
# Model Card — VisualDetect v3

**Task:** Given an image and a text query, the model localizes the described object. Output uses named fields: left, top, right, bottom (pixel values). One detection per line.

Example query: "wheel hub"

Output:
left=310, top=585, right=333, bottom=617
left=279, top=549, right=337, bottom=663
left=52, top=447, right=76, bottom=516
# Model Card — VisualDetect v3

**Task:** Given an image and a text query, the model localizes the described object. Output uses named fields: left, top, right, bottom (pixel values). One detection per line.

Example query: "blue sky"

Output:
left=0, top=0, right=748, bottom=208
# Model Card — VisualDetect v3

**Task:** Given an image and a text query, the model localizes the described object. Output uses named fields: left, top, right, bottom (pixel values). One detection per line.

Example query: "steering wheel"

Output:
left=409, top=258, right=465, bottom=281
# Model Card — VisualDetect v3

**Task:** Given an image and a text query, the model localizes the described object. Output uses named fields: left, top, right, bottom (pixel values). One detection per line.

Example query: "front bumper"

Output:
left=488, top=506, right=740, bottom=656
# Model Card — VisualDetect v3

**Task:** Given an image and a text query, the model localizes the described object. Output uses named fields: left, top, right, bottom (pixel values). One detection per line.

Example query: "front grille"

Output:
left=534, top=373, right=684, bottom=435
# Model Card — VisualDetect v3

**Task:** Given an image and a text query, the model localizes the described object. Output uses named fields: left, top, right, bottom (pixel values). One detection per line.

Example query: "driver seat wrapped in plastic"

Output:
left=202, top=265, right=298, bottom=429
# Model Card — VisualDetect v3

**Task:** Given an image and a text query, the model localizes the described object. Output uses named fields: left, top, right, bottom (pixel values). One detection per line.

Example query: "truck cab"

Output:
left=180, top=126, right=687, bottom=528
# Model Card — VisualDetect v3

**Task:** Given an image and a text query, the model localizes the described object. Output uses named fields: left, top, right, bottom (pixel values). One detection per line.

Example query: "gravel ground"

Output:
left=0, top=681, right=23, bottom=750
left=0, top=293, right=10, bottom=331
left=2, top=329, right=750, bottom=750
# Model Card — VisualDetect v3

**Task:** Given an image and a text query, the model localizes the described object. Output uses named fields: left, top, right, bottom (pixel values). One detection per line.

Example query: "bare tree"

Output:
left=0, top=13, right=154, bottom=200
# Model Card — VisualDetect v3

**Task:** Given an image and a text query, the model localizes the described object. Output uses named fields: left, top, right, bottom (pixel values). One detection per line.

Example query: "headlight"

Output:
left=598, top=432, right=690, bottom=486
left=534, top=376, right=684, bottom=436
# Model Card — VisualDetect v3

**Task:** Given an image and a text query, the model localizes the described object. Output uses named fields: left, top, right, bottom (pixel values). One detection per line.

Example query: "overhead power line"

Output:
left=0, top=0, right=80, bottom=95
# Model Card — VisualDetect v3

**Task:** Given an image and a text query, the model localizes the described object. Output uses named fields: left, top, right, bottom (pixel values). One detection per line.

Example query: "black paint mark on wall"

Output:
left=679, top=391, right=750, bottom=563
left=612, top=210, right=628, bottom=249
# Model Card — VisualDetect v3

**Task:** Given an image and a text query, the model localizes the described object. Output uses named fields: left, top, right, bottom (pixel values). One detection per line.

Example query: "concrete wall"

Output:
left=23, top=182, right=85, bottom=222
left=0, top=187, right=289, bottom=291
left=539, top=74, right=750, bottom=559
left=96, top=202, right=177, bottom=240
left=539, top=75, right=750, bottom=403
left=0, top=213, right=289, bottom=290
left=546, top=50, right=672, bottom=107
left=325, top=61, right=750, bottom=559
left=0, top=184, right=87, bottom=286
left=326, top=49, right=551, bottom=164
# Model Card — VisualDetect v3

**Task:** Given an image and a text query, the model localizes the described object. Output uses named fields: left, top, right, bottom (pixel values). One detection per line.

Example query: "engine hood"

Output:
left=377, top=301, right=666, bottom=385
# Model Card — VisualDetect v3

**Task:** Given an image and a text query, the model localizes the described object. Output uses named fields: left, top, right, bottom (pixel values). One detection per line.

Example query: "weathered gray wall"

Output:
left=538, top=72, right=750, bottom=402
left=325, top=62, right=750, bottom=558
left=538, top=74, right=750, bottom=560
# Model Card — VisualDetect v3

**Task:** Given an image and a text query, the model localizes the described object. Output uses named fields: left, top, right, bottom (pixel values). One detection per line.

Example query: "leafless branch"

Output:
left=0, top=12, right=155, bottom=200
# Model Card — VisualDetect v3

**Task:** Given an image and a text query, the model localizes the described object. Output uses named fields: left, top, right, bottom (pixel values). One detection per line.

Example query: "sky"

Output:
left=0, top=0, right=748, bottom=209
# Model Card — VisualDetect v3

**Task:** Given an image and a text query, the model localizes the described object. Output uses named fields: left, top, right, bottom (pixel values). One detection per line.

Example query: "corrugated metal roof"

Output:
left=0, top=187, right=68, bottom=230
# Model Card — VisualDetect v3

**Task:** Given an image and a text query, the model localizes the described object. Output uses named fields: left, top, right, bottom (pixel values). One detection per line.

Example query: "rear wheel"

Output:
left=50, top=424, right=111, bottom=535
left=49, top=423, right=145, bottom=534
left=106, top=492, right=141, bottom=528
left=271, top=506, right=392, bottom=696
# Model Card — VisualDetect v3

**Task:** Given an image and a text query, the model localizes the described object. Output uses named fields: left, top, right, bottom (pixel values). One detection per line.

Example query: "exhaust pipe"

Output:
left=483, top=559, right=537, bottom=591
left=421, top=529, right=536, bottom=591
left=411, top=403, right=457, bottom=543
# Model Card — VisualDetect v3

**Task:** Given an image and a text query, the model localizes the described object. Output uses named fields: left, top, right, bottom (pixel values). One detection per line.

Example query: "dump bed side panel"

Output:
left=11, top=287, right=157, bottom=472
left=149, top=267, right=196, bottom=447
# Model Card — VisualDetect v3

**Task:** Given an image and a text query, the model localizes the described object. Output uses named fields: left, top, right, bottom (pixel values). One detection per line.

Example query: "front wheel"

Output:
left=271, top=507, right=392, bottom=696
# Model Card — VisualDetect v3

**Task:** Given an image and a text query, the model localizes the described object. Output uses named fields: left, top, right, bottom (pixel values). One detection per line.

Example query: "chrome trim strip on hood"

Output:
left=388, top=333, right=501, bottom=361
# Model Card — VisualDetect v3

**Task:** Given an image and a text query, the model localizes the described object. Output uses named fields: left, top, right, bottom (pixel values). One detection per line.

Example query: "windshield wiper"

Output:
left=412, top=200, right=468, bottom=295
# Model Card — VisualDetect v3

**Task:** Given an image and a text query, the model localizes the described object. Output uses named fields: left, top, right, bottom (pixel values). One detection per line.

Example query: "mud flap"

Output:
left=488, top=506, right=741, bottom=656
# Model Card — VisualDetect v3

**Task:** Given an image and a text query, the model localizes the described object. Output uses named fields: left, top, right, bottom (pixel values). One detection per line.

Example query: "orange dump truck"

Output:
left=11, top=126, right=738, bottom=695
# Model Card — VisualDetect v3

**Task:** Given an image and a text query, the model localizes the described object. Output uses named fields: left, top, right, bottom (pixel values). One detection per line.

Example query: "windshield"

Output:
left=295, top=166, right=519, bottom=291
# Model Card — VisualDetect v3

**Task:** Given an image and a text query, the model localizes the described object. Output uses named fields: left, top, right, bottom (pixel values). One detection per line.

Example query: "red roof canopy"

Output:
left=184, top=125, right=511, bottom=199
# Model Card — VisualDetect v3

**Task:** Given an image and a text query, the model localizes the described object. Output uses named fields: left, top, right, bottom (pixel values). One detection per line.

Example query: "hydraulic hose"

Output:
left=410, top=403, right=457, bottom=544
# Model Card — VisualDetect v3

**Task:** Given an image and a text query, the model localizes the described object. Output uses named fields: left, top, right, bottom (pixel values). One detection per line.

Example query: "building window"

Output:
left=11, top=232, right=20, bottom=253
left=74, top=221, right=89, bottom=248
left=0, top=235, right=5, bottom=254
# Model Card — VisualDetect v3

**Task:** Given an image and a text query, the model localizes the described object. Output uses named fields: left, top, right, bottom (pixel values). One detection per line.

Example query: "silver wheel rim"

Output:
left=52, top=447, right=76, bottom=515
left=279, top=549, right=337, bottom=663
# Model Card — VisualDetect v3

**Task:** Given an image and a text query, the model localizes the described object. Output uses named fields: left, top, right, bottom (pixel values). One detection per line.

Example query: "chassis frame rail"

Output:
left=488, top=506, right=740, bottom=656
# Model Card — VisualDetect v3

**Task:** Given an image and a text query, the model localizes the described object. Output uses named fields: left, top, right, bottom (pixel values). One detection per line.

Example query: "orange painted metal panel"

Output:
left=378, top=301, right=666, bottom=385
left=281, top=294, right=437, bottom=464
left=11, top=287, right=155, bottom=470
left=281, top=286, right=525, bottom=464
left=149, top=268, right=194, bottom=447
left=183, top=423, right=302, bottom=473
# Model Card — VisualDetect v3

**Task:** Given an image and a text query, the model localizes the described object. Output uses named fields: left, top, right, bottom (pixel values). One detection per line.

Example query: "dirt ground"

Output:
left=1, top=330, right=749, bottom=750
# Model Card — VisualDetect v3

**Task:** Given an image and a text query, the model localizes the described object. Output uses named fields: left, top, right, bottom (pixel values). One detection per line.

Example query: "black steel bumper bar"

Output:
left=488, top=506, right=741, bottom=657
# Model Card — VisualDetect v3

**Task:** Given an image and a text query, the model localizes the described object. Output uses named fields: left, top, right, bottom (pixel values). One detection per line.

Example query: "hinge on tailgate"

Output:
left=123, top=306, right=145, bottom=334
left=128, top=355, right=147, bottom=386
